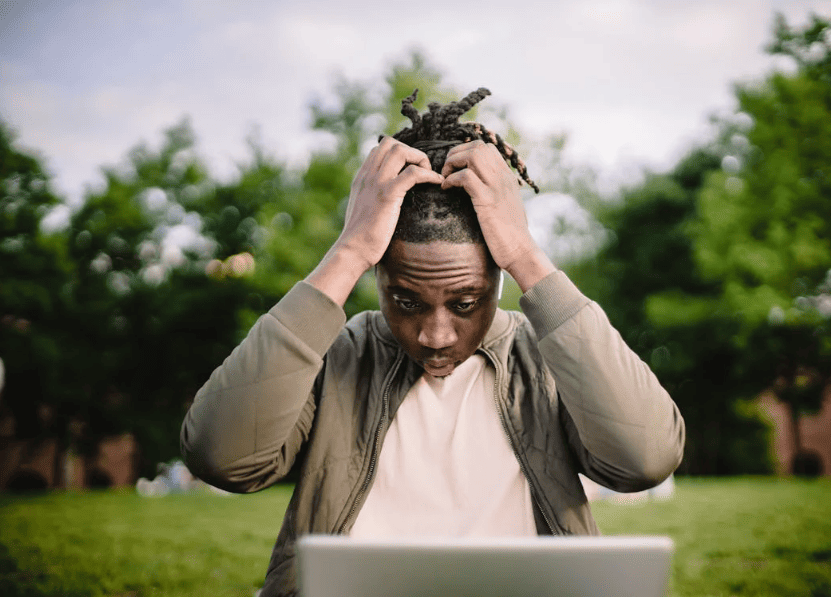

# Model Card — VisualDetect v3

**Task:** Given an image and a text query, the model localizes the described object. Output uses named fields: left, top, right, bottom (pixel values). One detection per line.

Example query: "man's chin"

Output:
left=421, top=360, right=457, bottom=378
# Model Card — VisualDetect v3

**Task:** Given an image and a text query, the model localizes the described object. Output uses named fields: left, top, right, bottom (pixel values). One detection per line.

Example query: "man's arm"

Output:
left=520, top=271, right=685, bottom=490
left=442, top=141, right=684, bottom=489
left=180, top=281, right=345, bottom=492
left=307, top=136, right=444, bottom=305
left=181, top=138, right=442, bottom=491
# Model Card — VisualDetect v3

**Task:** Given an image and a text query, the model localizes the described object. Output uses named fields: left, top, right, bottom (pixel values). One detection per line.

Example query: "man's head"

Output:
left=376, top=88, right=536, bottom=377
left=377, top=238, right=500, bottom=377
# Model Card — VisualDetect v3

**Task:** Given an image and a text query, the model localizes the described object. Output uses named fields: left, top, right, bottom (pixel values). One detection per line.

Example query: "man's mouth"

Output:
left=421, top=359, right=455, bottom=377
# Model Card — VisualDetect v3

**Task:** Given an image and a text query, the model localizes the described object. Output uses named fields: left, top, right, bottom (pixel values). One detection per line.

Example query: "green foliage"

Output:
left=767, top=12, right=831, bottom=83
left=0, top=123, right=73, bottom=447
left=1, top=50, right=478, bottom=479
left=688, top=13, right=831, bottom=421
left=52, top=119, right=255, bottom=474
left=311, top=77, right=377, bottom=164
left=573, top=14, right=831, bottom=474
left=569, top=147, right=772, bottom=474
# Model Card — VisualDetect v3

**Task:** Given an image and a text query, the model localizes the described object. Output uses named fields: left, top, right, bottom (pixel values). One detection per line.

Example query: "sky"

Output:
left=1, top=0, right=830, bottom=211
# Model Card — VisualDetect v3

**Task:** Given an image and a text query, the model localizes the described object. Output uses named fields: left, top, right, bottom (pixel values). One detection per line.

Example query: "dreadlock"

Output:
left=387, top=87, right=539, bottom=192
left=383, top=87, right=538, bottom=247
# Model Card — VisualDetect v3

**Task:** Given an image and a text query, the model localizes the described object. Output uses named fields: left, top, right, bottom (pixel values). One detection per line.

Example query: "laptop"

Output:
left=296, top=535, right=674, bottom=597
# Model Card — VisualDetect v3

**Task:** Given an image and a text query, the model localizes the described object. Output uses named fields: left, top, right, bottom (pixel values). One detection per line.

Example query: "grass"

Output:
left=0, top=487, right=294, bottom=597
left=0, top=477, right=829, bottom=596
left=591, top=477, right=831, bottom=597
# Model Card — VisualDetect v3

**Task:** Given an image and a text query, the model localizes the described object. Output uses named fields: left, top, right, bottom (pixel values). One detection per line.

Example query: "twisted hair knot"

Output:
left=387, top=87, right=539, bottom=193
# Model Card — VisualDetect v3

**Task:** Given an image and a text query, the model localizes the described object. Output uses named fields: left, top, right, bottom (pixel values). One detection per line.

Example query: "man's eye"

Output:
left=453, top=300, right=478, bottom=313
left=394, top=297, right=420, bottom=312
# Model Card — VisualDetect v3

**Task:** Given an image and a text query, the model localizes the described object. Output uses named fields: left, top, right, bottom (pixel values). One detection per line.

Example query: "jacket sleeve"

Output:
left=180, top=281, right=346, bottom=493
left=519, top=270, right=685, bottom=492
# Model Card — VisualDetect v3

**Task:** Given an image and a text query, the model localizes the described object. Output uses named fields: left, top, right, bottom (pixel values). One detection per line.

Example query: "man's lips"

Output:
left=421, top=359, right=455, bottom=376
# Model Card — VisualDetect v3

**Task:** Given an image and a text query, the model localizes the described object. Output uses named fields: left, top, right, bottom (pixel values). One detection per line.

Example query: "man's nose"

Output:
left=417, top=309, right=457, bottom=350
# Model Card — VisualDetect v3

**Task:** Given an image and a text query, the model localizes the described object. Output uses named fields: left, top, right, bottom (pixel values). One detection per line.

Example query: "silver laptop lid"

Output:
left=296, top=535, right=674, bottom=597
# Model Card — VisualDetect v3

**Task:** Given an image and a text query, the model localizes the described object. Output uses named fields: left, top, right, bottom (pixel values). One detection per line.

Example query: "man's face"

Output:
left=377, top=239, right=501, bottom=378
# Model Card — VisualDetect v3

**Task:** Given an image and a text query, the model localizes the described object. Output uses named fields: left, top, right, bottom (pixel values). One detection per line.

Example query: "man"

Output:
left=181, top=89, right=685, bottom=597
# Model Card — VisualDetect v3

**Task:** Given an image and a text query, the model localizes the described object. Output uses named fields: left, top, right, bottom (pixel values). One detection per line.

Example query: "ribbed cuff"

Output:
left=519, top=270, right=590, bottom=338
left=268, top=281, right=347, bottom=357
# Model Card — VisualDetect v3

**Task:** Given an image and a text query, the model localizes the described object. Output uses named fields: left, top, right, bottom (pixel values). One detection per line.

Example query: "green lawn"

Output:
left=1, top=477, right=829, bottom=596
left=590, top=478, right=831, bottom=597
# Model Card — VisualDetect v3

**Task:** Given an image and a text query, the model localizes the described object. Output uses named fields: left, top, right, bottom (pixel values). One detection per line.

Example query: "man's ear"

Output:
left=375, top=261, right=387, bottom=293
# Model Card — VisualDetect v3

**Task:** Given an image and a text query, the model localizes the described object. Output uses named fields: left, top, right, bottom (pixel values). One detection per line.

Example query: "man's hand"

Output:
left=441, top=140, right=555, bottom=292
left=339, top=136, right=444, bottom=270
left=306, top=137, right=443, bottom=306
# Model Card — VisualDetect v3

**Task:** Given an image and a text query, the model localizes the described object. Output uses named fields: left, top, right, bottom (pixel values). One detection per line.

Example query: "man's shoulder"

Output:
left=339, top=310, right=399, bottom=348
left=321, top=311, right=401, bottom=374
left=483, top=308, right=535, bottom=346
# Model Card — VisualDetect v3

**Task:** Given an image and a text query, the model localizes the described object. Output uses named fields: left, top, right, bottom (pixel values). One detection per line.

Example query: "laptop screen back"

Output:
left=296, top=535, right=673, bottom=597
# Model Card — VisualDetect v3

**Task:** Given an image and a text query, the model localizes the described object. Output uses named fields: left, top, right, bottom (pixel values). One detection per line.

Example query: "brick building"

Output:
left=756, top=383, right=831, bottom=476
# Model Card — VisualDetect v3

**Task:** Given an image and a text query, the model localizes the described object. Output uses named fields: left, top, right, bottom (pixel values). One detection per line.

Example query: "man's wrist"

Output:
left=504, top=245, right=557, bottom=294
left=305, top=244, right=371, bottom=307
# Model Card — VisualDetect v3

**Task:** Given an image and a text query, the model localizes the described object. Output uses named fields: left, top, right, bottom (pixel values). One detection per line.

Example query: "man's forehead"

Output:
left=381, top=239, right=495, bottom=273
left=379, top=240, right=496, bottom=291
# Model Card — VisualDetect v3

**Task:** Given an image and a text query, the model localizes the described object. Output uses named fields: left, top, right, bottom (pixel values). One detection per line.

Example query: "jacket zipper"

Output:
left=486, top=348, right=559, bottom=536
left=337, top=351, right=404, bottom=534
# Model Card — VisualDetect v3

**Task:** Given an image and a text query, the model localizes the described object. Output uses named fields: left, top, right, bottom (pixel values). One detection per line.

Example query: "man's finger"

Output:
left=441, top=154, right=466, bottom=178
left=391, top=164, right=445, bottom=193
left=444, top=139, right=485, bottom=158
left=363, top=136, right=397, bottom=168
left=441, top=140, right=495, bottom=177
left=378, top=139, right=434, bottom=178
left=441, top=167, right=488, bottom=199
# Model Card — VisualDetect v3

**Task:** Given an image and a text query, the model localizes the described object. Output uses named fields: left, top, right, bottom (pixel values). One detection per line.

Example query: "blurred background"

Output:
left=1, top=0, right=830, bottom=490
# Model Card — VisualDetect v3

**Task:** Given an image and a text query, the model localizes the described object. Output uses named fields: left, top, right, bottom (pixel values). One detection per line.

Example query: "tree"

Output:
left=0, top=120, right=73, bottom=487
left=52, top=119, right=259, bottom=477
left=569, top=146, right=773, bottom=474
left=1, top=50, right=562, bottom=483
left=692, top=15, right=831, bottom=334
left=600, top=14, right=831, bottom=474
left=689, top=14, right=831, bottom=472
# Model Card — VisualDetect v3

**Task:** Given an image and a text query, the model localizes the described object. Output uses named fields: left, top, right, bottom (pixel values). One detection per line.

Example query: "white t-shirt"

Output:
left=349, top=354, right=537, bottom=538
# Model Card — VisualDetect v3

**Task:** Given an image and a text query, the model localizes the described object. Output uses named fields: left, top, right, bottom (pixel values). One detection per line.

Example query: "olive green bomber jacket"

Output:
left=180, top=270, right=685, bottom=597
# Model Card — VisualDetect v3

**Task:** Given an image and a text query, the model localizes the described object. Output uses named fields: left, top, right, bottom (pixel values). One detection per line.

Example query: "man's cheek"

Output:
left=391, top=323, right=416, bottom=351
